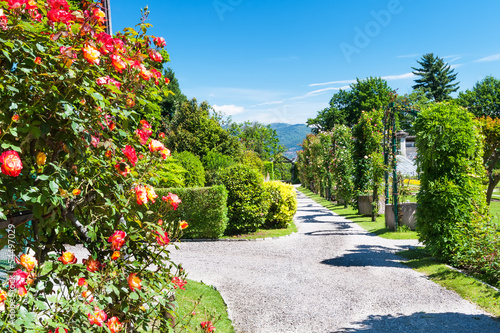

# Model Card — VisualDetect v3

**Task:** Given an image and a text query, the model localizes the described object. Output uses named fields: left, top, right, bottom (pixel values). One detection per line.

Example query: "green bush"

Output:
left=173, top=151, right=206, bottom=187
left=240, top=150, right=264, bottom=174
left=415, top=102, right=490, bottom=261
left=154, top=186, right=228, bottom=239
left=220, top=164, right=270, bottom=234
left=263, top=181, right=297, bottom=229
left=154, top=158, right=187, bottom=187
left=202, top=150, right=234, bottom=186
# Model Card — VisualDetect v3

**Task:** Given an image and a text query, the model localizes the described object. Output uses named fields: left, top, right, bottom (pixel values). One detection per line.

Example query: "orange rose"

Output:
left=111, top=54, right=127, bottom=73
left=180, top=221, right=189, bottom=229
left=58, top=251, right=77, bottom=265
left=160, top=148, right=171, bottom=160
left=16, top=254, right=38, bottom=272
left=145, top=185, right=158, bottom=204
left=36, top=152, right=47, bottom=166
left=107, top=316, right=124, bottom=333
left=0, top=150, right=23, bottom=177
left=108, top=230, right=126, bottom=250
left=12, top=115, right=19, bottom=122
left=148, top=139, right=165, bottom=153
left=135, top=185, right=148, bottom=205
left=88, top=306, right=107, bottom=326
left=83, top=44, right=100, bottom=65
left=34, top=56, right=41, bottom=64
left=111, top=251, right=120, bottom=260
left=0, top=289, right=7, bottom=303
left=84, top=257, right=102, bottom=272
left=127, top=273, right=142, bottom=291
left=72, top=189, right=81, bottom=196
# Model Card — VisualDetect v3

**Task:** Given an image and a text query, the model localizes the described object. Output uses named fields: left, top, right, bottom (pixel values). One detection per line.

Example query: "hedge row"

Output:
left=155, top=186, right=228, bottom=239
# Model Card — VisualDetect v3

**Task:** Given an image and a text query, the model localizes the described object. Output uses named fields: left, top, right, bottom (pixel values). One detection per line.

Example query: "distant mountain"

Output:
left=269, top=123, right=311, bottom=159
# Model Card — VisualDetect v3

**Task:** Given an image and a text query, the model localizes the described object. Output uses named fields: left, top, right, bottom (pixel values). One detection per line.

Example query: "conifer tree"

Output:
left=412, top=53, right=459, bottom=102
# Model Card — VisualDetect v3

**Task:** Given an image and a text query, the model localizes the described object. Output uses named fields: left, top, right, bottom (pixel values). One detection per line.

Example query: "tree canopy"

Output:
left=166, top=98, right=242, bottom=158
left=457, top=76, right=500, bottom=118
left=412, top=53, right=459, bottom=102
left=228, top=121, right=285, bottom=161
left=307, top=77, right=393, bottom=131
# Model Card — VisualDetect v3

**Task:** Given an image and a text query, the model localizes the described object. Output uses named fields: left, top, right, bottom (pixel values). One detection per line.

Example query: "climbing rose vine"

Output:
left=0, top=0, right=189, bottom=331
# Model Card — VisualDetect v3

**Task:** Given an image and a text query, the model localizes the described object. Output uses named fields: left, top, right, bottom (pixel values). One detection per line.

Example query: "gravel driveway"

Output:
left=170, top=188, right=500, bottom=333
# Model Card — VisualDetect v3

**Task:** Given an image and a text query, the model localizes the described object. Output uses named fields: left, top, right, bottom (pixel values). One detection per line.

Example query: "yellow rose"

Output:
left=36, top=152, right=47, bottom=166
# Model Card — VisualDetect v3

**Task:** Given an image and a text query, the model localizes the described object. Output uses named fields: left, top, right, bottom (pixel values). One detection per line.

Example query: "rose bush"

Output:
left=0, top=0, right=194, bottom=331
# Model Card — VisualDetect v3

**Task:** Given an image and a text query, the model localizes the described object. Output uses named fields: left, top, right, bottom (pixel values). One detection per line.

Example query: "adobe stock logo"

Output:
left=213, top=0, right=244, bottom=21
left=340, top=0, right=405, bottom=63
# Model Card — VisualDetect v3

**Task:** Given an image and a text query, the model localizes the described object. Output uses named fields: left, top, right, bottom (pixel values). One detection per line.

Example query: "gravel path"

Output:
left=169, top=188, right=500, bottom=333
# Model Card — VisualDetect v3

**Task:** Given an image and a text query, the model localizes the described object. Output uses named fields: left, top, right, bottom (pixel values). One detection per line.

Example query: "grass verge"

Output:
left=221, top=220, right=298, bottom=240
left=175, top=279, right=235, bottom=332
left=297, top=186, right=418, bottom=240
left=398, top=248, right=500, bottom=317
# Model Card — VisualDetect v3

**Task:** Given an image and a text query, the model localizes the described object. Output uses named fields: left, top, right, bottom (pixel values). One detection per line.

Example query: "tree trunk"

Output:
left=486, top=172, right=500, bottom=205
left=371, top=185, right=379, bottom=222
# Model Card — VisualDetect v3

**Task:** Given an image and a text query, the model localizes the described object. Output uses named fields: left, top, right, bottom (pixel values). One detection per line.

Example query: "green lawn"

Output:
left=221, top=221, right=298, bottom=240
left=398, top=248, right=500, bottom=317
left=297, top=186, right=418, bottom=240
left=175, top=280, right=236, bottom=332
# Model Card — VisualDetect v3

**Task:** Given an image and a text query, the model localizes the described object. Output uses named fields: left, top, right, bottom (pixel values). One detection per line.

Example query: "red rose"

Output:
left=0, top=150, right=23, bottom=177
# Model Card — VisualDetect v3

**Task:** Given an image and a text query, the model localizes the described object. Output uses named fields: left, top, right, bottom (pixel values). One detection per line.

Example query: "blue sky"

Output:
left=111, top=0, right=500, bottom=124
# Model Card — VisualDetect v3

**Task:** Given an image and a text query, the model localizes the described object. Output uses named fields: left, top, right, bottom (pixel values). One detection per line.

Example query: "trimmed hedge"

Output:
left=263, top=181, right=297, bottom=229
left=155, top=186, right=228, bottom=239
left=220, top=164, right=270, bottom=235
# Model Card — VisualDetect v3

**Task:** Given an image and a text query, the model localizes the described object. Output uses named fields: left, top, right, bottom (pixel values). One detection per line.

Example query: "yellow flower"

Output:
left=36, top=152, right=47, bottom=166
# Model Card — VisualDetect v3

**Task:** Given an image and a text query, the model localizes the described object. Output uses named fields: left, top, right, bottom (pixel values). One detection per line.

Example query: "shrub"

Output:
left=173, top=151, right=205, bottom=187
left=202, top=150, right=234, bottom=186
left=415, top=102, right=490, bottom=261
left=153, top=187, right=228, bottom=239
left=263, top=181, right=297, bottom=229
left=240, top=150, right=264, bottom=174
left=220, top=164, right=270, bottom=234
left=154, top=158, right=187, bottom=187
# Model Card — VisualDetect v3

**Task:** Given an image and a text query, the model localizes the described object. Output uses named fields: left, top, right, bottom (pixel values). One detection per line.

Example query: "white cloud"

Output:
left=213, top=104, right=245, bottom=116
left=381, top=72, right=415, bottom=81
left=255, top=100, right=285, bottom=106
left=475, top=53, right=500, bottom=62
left=309, top=79, right=357, bottom=87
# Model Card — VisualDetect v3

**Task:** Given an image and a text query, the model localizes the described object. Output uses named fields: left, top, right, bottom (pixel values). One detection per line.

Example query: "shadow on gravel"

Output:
left=321, top=245, right=411, bottom=268
left=334, top=312, right=499, bottom=332
left=296, top=212, right=339, bottom=223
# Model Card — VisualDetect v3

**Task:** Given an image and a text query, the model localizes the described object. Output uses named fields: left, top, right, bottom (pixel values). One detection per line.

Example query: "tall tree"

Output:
left=228, top=121, right=285, bottom=161
left=412, top=53, right=459, bottom=102
left=160, top=67, right=188, bottom=121
left=307, top=77, right=392, bottom=130
left=457, top=76, right=500, bottom=118
left=166, top=98, right=242, bottom=158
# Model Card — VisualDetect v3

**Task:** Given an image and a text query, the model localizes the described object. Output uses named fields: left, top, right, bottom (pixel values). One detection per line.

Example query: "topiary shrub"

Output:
left=415, top=102, right=490, bottom=261
left=173, top=151, right=206, bottom=187
left=263, top=181, right=297, bottom=229
left=220, top=164, right=270, bottom=234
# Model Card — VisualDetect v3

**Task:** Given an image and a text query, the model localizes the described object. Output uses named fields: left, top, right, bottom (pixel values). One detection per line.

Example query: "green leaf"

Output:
left=1, top=143, right=21, bottom=152
left=49, top=180, right=59, bottom=194
left=129, top=292, right=139, bottom=300
left=30, top=126, right=42, bottom=138
left=33, top=203, right=43, bottom=218
left=7, top=85, right=19, bottom=93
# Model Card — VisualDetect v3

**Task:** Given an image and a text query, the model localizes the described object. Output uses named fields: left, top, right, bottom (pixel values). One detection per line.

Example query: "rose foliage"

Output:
left=0, top=1, right=189, bottom=332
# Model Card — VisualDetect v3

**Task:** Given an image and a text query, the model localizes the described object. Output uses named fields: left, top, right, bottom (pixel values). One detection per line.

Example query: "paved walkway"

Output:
left=170, top=189, right=500, bottom=333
